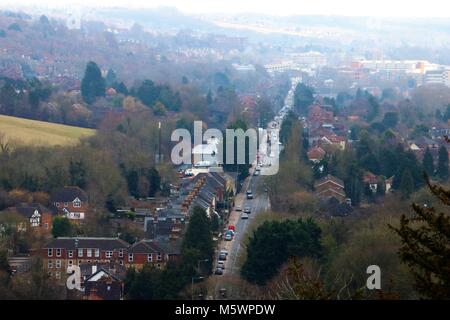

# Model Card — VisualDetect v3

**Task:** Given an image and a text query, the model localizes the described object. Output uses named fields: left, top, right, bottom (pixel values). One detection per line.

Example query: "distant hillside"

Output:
left=0, top=115, right=95, bottom=147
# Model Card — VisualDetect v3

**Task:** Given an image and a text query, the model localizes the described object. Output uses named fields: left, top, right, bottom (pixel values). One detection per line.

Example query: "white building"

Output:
left=425, top=69, right=450, bottom=87
left=192, top=137, right=221, bottom=167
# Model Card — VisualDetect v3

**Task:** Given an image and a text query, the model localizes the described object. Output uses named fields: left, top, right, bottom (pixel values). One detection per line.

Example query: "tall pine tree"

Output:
left=399, top=168, right=414, bottom=199
left=390, top=174, right=450, bottom=299
left=437, top=145, right=449, bottom=181
left=81, top=61, right=105, bottom=104
left=422, top=147, right=435, bottom=177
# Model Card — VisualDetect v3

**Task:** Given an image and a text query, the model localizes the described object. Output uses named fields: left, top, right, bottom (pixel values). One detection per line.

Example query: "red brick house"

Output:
left=83, top=268, right=124, bottom=300
left=314, top=174, right=347, bottom=203
left=40, top=237, right=130, bottom=282
left=363, top=171, right=379, bottom=193
left=126, top=239, right=182, bottom=270
left=0, top=203, right=53, bottom=235
left=308, top=104, right=334, bottom=125
left=307, top=146, right=326, bottom=163
left=51, top=186, right=88, bottom=221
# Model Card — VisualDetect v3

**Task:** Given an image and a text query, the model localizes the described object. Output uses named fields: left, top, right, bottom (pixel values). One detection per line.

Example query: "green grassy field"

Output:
left=0, top=115, right=96, bottom=147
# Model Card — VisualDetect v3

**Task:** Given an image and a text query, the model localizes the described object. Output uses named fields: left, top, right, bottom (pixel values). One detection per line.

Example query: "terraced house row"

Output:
left=40, top=236, right=182, bottom=283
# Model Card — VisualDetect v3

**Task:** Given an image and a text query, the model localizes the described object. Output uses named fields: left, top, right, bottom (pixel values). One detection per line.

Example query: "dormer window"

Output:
left=73, top=198, right=81, bottom=208
left=30, top=210, right=41, bottom=227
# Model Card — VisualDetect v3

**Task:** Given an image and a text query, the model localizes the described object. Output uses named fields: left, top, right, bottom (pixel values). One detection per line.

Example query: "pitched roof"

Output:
left=4, top=203, right=50, bottom=219
left=314, top=174, right=344, bottom=189
left=51, top=186, right=88, bottom=203
left=85, top=269, right=121, bottom=283
left=153, top=239, right=182, bottom=255
left=307, top=147, right=326, bottom=161
left=80, top=262, right=127, bottom=281
left=363, top=172, right=378, bottom=184
left=145, top=219, right=176, bottom=239
left=128, top=240, right=161, bottom=254
left=44, top=237, right=129, bottom=250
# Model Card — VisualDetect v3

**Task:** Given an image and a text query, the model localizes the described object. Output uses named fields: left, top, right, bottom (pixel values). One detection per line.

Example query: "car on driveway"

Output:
left=217, top=261, right=225, bottom=269
left=219, top=253, right=227, bottom=261
left=220, top=249, right=228, bottom=256
left=235, top=206, right=242, bottom=211
left=247, top=193, right=253, bottom=199
left=241, top=212, right=249, bottom=219
left=244, top=207, right=251, bottom=214
left=215, top=267, right=224, bottom=275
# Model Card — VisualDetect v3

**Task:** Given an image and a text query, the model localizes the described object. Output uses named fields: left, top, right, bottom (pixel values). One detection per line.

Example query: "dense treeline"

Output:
left=241, top=219, right=323, bottom=285
left=0, top=108, right=179, bottom=212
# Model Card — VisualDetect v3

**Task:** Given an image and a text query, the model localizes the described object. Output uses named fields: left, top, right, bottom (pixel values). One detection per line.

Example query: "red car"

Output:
left=228, top=225, right=235, bottom=232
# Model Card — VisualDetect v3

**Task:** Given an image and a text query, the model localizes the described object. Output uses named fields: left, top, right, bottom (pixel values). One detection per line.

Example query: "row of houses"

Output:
left=39, top=171, right=230, bottom=299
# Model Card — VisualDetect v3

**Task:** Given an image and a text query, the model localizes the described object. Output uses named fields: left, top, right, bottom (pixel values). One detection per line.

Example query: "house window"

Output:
left=73, top=198, right=81, bottom=208
left=157, top=253, right=162, bottom=261
left=55, top=202, right=60, bottom=207
left=44, top=223, right=49, bottom=229
left=48, top=249, right=53, bottom=257
left=147, top=254, right=152, bottom=262
left=128, top=253, right=133, bottom=262
left=119, top=260, right=124, bottom=266
left=87, top=249, right=92, bottom=258
left=118, top=249, right=123, bottom=258
left=78, top=260, right=82, bottom=265
left=55, top=272, right=61, bottom=279
left=68, top=260, right=73, bottom=267
left=94, top=249, right=100, bottom=258
left=55, top=260, right=61, bottom=269
left=157, top=263, right=161, bottom=269
left=68, top=250, right=73, bottom=258
left=48, top=272, right=52, bottom=277
left=64, top=202, right=68, bottom=207
left=106, top=251, right=113, bottom=259
left=48, top=260, right=53, bottom=269
left=56, top=248, right=61, bottom=257
left=78, top=249, right=83, bottom=257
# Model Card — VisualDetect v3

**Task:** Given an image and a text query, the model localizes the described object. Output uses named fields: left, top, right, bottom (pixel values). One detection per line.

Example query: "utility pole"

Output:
left=157, top=121, right=162, bottom=163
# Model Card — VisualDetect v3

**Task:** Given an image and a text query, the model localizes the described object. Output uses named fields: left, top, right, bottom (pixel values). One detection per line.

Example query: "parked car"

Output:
left=235, top=206, right=242, bottom=211
left=244, top=207, right=251, bottom=214
left=241, top=212, right=249, bottom=219
left=225, top=231, right=234, bottom=241
left=219, top=253, right=227, bottom=261
left=217, top=261, right=225, bottom=269
left=215, top=267, right=224, bottom=275
left=247, top=193, right=253, bottom=199
left=220, top=249, right=228, bottom=256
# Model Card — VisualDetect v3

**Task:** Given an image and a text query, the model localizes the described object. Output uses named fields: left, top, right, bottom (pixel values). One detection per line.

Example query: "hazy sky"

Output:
left=3, top=0, right=450, bottom=17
